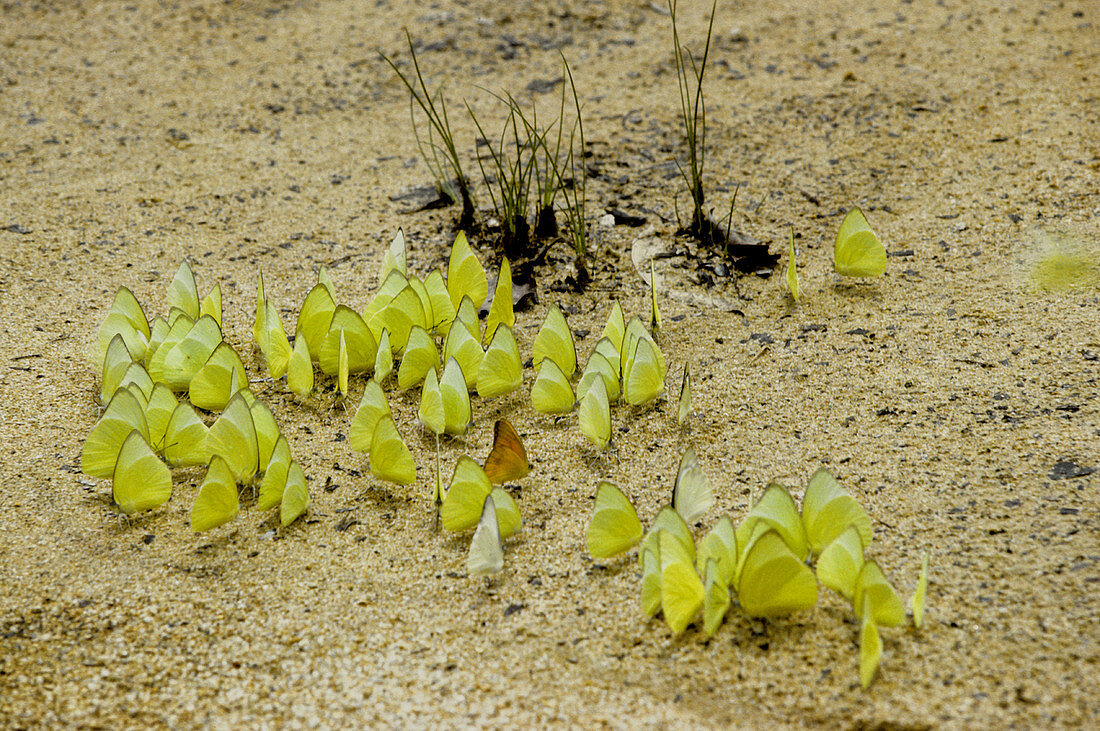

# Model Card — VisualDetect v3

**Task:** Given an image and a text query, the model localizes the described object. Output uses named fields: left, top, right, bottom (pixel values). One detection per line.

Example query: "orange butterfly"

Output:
left=483, top=418, right=531, bottom=484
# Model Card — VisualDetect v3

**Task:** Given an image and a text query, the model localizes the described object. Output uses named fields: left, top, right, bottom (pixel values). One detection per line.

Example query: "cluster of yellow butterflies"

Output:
left=85, top=262, right=310, bottom=530
left=586, top=462, right=928, bottom=688
left=787, top=207, right=889, bottom=302
left=531, top=297, right=669, bottom=449
left=254, top=230, right=523, bottom=403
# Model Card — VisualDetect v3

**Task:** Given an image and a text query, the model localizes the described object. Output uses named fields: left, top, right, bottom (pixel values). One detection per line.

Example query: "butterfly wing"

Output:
left=577, top=375, right=611, bottom=449
left=484, top=256, right=515, bottom=345
left=467, top=495, right=504, bottom=575
left=258, top=436, right=292, bottom=511
left=440, top=455, right=492, bottom=532
left=369, top=416, right=416, bottom=485
left=447, top=231, right=488, bottom=310
left=835, top=208, right=886, bottom=277
left=532, top=357, right=576, bottom=414
left=586, top=481, right=643, bottom=558
left=672, top=448, right=713, bottom=525
left=476, top=325, right=522, bottom=399
left=191, top=455, right=240, bottom=531
left=736, top=530, right=818, bottom=618
left=280, top=462, right=310, bottom=527
left=483, top=418, right=530, bottom=484
left=112, top=431, right=172, bottom=514
left=532, top=304, right=577, bottom=377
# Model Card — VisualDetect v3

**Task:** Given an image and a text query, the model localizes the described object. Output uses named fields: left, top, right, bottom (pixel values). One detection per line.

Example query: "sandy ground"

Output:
left=1, top=0, right=1098, bottom=727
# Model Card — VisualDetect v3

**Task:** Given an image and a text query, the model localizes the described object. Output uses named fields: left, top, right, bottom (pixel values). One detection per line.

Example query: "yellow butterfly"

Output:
left=447, top=231, right=488, bottom=310
left=372, top=285, right=427, bottom=353
left=206, top=392, right=259, bottom=484
left=143, top=316, right=168, bottom=370
left=439, top=357, right=472, bottom=436
left=442, top=455, right=525, bottom=536
left=146, top=313, right=193, bottom=384
left=189, top=341, right=246, bottom=411
left=622, top=335, right=664, bottom=406
left=801, top=467, right=873, bottom=557
left=592, top=337, right=621, bottom=383
left=735, top=482, right=809, bottom=566
left=640, top=544, right=663, bottom=617
left=142, top=383, right=178, bottom=453
left=320, top=305, right=377, bottom=378
left=441, top=455, right=491, bottom=532
left=854, top=559, right=905, bottom=628
left=467, top=494, right=504, bottom=576
left=422, top=269, right=456, bottom=336
left=162, top=315, right=222, bottom=391
left=815, top=525, right=866, bottom=602
left=484, top=256, right=515, bottom=345
left=660, top=532, right=705, bottom=635
left=263, top=304, right=293, bottom=380
left=280, top=462, right=310, bottom=527
left=640, top=506, right=695, bottom=567
left=703, top=557, right=730, bottom=638
left=249, top=400, right=280, bottom=472
left=116, top=363, right=153, bottom=403
left=363, top=271, right=408, bottom=337
left=859, top=601, right=882, bottom=689
left=834, top=207, right=887, bottom=277
left=577, top=351, right=618, bottom=404
left=577, top=373, right=611, bottom=449
left=649, top=259, right=662, bottom=340
left=586, top=481, right=642, bottom=559
left=735, top=528, right=818, bottom=618
left=287, top=335, right=314, bottom=398
left=83, top=388, right=150, bottom=478
left=677, top=364, right=692, bottom=425
left=786, top=226, right=801, bottom=301
left=531, top=357, right=575, bottom=414
left=418, top=368, right=446, bottom=436
left=191, top=455, right=240, bottom=532
left=296, top=282, right=336, bottom=360
left=622, top=316, right=666, bottom=382
left=911, top=551, right=929, bottom=629
left=453, top=295, right=481, bottom=344
left=601, top=301, right=625, bottom=355
left=253, top=270, right=267, bottom=351
left=112, top=430, right=172, bottom=514
left=696, top=515, right=737, bottom=588
left=162, top=401, right=208, bottom=467
left=317, top=264, right=336, bottom=301
left=378, top=228, right=407, bottom=283
left=397, top=325, right=440, bottom=391
left=98, top=286, right=150, bottom=365
left=441, top=319, right=482, bottom=393
left=483, top=418, right=530, bottom=485
left=167, top=261, right=201, bottom=321
left=369, top=415, right=416, bottom=485
left=257, top=436, right=292, bottom=511
left=101, top=333, right=135, bottom=403
left=477, top=324, right=522, bottom=399
left=672, top=448, right=712, bottom=525
left=200, top=282, right=222, bottom=327
left=336, top=331, right=349, bottom=396
left=349, top=379, right=391, bottom=452
left=373, top=329, right=393, bottom=384
left=407, top=277, right=436, bottom=335
left=532, top=304, right=577, bottom=378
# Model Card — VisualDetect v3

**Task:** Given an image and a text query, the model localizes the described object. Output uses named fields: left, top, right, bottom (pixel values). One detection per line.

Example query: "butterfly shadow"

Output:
left=584, top=555, right=636, bottom=579
left=723, top=607, right=818, bottom=650
left=831, top=280, right=883, bottom=300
